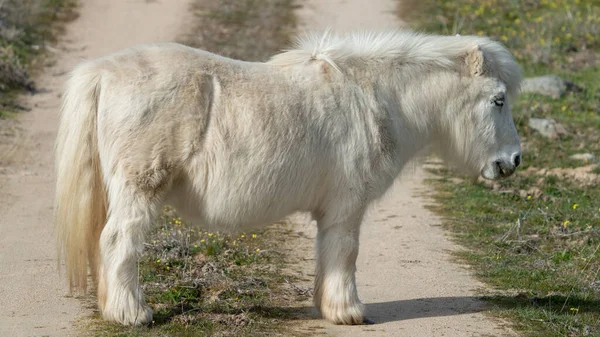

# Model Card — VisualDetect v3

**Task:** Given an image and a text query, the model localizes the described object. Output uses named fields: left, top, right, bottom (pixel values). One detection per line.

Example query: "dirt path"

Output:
left=0, top=1, right=191, bottom=336
left=288, top=1, right=519, bottom=336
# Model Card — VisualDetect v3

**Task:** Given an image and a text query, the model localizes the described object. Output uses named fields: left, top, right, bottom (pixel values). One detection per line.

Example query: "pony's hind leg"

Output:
left=313, top=208, right=366, bottom=325
left=98, top=178, right=163, bottom=325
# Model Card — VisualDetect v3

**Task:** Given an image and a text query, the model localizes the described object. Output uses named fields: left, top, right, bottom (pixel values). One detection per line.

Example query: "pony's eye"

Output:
left=493, top=99, right=504, bottom=107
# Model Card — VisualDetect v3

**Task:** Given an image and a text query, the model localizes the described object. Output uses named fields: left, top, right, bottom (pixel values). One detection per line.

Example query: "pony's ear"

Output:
left=464, top=45, right=485, bottom=77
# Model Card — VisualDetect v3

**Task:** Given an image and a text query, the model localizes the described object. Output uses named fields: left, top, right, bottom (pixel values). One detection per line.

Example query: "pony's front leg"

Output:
left=313, top=209, right=365, bottom=325
left=98, top=193, right=158, bottom=325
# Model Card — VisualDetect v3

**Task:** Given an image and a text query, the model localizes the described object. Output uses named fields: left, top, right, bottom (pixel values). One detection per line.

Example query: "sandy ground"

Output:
left=0, top=0, right=191, bottom=336
left=286, top=1, right=519, bottom=336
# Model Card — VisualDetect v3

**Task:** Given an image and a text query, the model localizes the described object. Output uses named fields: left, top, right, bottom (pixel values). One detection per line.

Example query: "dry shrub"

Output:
left=0, top=0, right=77, bottom=95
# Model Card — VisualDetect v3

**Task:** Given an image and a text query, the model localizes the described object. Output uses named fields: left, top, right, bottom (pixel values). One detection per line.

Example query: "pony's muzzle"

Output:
left=495, top=152, right=521, bottom=178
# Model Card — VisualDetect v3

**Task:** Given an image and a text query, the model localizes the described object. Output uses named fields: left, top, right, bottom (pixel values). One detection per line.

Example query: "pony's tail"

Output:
left=54, top=62, right=107, bottom=294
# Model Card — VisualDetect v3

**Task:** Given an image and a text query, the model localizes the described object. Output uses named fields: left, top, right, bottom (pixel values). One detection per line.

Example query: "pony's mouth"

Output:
left=481, top=159, right=518, bottom=180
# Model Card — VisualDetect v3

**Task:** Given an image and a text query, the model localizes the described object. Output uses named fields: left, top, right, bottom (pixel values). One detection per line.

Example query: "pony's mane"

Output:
left=268, top=28, right=522, bottom=98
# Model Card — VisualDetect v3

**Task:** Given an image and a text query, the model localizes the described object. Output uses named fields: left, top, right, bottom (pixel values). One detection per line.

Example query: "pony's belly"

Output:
left=166, top=179, right=308, bottom=232
left=202, top=190, right=303, bottom=230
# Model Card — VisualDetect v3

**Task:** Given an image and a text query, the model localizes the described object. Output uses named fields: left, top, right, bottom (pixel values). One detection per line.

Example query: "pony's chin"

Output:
left=481, top=164, right=500, bottom=180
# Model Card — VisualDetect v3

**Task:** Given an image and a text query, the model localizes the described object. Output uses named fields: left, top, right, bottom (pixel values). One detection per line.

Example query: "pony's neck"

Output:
left=345, top=60, right=452, bottom=165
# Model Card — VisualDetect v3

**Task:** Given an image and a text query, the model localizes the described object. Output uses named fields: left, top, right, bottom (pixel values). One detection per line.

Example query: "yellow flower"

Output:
left=527, top=195, right=532, bottom=200
left=570, top=307, right=579, bottom=312
left=563, top=220, right=570, bottom=227
left=200, top=239, right=205, bottom=243
left=241, top=234, right=245, bottom=238
left=252, top=234, right=257, bottom=238
left=166, top=266, right=170, bottom=271
left=156, top=259, right=161, bottom=263
left=256, top=248, right=260, bottom=253
left=573, top=203, right=579, bottom=210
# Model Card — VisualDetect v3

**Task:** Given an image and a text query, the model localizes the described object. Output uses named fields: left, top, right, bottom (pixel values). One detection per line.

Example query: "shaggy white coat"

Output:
left=54, top=29, right=523, bottom=326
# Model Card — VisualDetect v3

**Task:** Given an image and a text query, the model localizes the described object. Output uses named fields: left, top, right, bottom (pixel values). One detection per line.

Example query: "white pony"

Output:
left=54, top=29, right=522, bottom=326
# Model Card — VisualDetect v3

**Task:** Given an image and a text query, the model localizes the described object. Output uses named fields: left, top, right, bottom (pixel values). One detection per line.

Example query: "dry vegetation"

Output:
left=180, top=0, right=297, bottom=62
left=0, top=0, right=77, bottom=117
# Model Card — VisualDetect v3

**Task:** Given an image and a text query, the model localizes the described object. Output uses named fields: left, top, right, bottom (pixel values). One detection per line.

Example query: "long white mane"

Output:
left=268, top=28, right=522, bottom=98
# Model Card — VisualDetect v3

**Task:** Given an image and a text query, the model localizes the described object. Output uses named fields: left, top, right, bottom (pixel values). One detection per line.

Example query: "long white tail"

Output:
left=54, top=63, right=107, bottom=294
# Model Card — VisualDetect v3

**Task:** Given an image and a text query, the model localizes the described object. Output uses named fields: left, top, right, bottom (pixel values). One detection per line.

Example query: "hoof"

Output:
left=102, top=303, right=153, bottom=326
left=320, top=300, right=366, bottom=325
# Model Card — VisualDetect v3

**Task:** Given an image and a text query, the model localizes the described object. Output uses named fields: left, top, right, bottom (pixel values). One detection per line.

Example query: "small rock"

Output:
left=521, top=75, right=582, bottom=98
left=570, top=153, right=595, bottom=162
left=528, top=117, right=568, bottom=139
left=519, top=187, right=542, bottom=199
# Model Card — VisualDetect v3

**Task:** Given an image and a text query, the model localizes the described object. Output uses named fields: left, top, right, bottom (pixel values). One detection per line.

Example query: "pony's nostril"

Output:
left=513, top=154, right=521, bottom=168
left=494, top=160, right=503, bottom=174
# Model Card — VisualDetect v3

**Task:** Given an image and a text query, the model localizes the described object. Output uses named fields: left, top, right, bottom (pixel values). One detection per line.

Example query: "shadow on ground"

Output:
left=243, top=294, right=600, bottom=325
left=282, top=296, right=492, bottom=324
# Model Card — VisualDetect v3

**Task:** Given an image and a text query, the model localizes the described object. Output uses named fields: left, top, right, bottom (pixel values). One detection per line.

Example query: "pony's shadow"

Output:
left=279, top=296, right=491, bottom=323
left=283, top=294, right=600, bottom=324
left=149, top=294, right=600, bottom=327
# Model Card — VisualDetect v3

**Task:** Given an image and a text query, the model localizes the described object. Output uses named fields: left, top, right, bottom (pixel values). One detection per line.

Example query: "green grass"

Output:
left=401, top=0, right=600, bottom=336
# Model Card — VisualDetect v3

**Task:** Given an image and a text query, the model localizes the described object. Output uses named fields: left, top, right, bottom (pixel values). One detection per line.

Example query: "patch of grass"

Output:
left=179, top=0, right=297, bottom=62
left=85, top=207, right=310, bottom=337
left=0, top=0, right=78, bottom=118
left=426, top=172, right=600, bottom=337
left=403, top=0, right=600, bottom=71
left=403, top=1, right=600, bottom=336
left=81, top=1, right=307, bottom=336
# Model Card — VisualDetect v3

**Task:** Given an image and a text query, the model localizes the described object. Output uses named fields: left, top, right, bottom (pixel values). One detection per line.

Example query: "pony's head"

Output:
left=435, top=38, right=523, bottom=180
